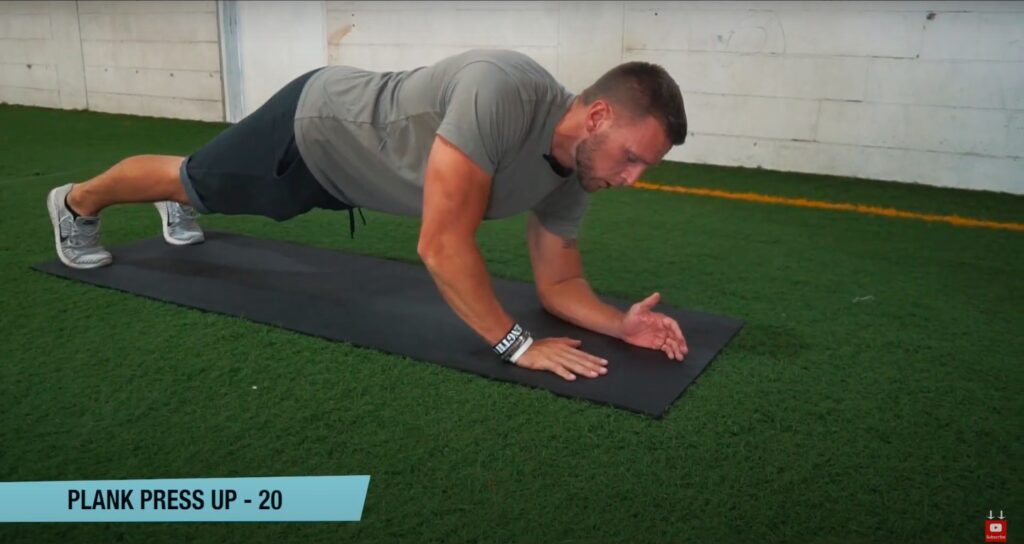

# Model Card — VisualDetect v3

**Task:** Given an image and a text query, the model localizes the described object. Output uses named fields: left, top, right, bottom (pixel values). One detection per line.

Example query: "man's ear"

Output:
left=585, top=99, right=613, bottom=133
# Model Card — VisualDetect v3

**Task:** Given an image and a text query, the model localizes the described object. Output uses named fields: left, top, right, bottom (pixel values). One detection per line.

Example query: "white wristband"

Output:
left=508, top=336, right=534, bottom=364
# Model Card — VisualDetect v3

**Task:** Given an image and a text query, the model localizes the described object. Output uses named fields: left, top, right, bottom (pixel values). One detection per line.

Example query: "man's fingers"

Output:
left=554, top=350, right=607, bottom=378
left=545, top=358, right=595, bottom=380
left=668, top=319, right=688, bottom=354
left=663, top=338, right=683, bottom=361
left=559, top=353, right=606, bottom=378
left=550, top=365, right=576, bottom=381
left=556, top=340, right=607, bottom=366
left=670, top=338, right=683, bottom=360
left=662, top=340, right=678, bottom=361
left=568, top=361, right=602, bottom=378
left=575, top=349, right=608, bottom=366
left=526, top=338, right=610, bottom=380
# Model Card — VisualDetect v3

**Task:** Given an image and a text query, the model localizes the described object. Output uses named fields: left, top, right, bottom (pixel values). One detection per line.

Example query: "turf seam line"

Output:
left=633, top=181, right=1024, bottom=232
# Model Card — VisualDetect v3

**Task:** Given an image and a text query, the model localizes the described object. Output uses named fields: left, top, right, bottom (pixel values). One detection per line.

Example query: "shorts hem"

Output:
left=179, top=157, right=212, bottom=214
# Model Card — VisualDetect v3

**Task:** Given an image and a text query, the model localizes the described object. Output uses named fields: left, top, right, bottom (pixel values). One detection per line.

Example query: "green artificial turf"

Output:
left=1, top=105, right=1021, bottom=543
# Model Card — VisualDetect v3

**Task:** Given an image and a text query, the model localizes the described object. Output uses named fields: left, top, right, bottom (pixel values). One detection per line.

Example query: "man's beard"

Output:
left=574, top=132, right=609, bottom=193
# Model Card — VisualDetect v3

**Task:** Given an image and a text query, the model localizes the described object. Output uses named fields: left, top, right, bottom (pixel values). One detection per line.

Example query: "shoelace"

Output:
left=68, top=218, right=100, bottom=248
left=169, top=204, right=198, bottom=225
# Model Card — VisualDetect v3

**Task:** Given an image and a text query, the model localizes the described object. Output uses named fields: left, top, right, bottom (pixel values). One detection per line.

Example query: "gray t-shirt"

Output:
left=293, top=49, right=588, bottom=238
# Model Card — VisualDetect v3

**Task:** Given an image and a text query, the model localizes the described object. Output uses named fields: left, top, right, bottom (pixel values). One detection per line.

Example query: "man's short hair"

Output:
left=580, top=62, right=687, bottom=145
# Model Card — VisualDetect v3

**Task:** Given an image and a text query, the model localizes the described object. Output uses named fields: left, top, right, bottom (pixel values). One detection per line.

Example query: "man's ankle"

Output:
left=65, top=187, right=95, bottom=218
left=64, top=195, right=82, bottom=219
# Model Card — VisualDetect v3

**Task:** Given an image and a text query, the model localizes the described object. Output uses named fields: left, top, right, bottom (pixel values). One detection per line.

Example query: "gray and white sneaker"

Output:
left=154, top=201, right=205, bottom=246
left=46, top=183, right=113, bottom=269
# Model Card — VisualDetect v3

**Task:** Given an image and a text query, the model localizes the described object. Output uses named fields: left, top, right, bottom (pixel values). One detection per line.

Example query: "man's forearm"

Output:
left=420, top=237, right=515, bottom=346
left=540, top=277, right=624, bottom=339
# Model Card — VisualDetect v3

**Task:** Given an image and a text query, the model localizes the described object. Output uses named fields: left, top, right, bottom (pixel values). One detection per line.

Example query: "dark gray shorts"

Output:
left=179, top=68, right=351, bottom=222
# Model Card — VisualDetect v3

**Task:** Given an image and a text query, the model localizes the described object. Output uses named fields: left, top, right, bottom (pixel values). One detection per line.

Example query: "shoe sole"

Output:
left=155, top=202, right=204, bottom=246
left=46, top=187, right=111, bottom=269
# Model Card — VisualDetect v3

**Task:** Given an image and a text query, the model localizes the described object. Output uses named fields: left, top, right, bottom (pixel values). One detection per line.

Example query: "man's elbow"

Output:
left=536, top=286, right=558, bottom=313
left=417, top=233, right=470, bottom=269
left=417, top=239, right=445, bottom=271
left=417, top=237, right=435, bottom=265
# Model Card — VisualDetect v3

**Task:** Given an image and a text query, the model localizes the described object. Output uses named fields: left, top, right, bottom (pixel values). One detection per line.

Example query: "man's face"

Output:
left=575, top=114, right=672, bottom=193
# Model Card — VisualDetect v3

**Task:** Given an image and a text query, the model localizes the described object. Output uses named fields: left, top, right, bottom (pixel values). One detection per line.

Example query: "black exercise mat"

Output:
left=33, top=231, right=743, bottom=417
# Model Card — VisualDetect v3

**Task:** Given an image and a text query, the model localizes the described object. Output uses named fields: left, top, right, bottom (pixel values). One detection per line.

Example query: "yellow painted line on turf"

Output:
left=633, top=181, right=1024, bottom=232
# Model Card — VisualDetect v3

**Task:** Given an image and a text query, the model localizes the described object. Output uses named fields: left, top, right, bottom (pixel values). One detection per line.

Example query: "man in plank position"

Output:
left=46, top=49, right=689, bottom=381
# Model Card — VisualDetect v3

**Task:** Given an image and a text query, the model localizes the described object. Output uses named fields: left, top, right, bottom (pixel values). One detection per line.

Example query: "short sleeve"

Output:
left=436, top=63, right=529, bottom=176
left=531, top=179, right=589, bottom=239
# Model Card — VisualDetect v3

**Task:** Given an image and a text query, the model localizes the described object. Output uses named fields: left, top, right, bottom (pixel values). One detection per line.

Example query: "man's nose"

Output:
left=623, top=166, right=644, bottom=186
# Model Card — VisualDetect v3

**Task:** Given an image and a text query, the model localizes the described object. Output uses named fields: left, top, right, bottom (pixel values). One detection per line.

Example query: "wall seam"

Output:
left=215, top=0, right=226, bottom=121
left=619, top=1, right=625, bottom=64
left=74, top=1, right=89, bottom=110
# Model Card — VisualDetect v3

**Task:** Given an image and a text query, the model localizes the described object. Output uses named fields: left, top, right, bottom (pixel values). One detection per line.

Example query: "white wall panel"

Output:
left=330, top=2, right=553, bottom=12
left=625, top=8, right=787, bottom=55
left=77, top=1, right=216, bottom=14
left=556, top=1, right=624, bottom=94
left=0, top=1, right=49, bottom=14
left=626, top=49, right=870, bottom=102
left=0, top=1, right=85, bottom=109
left=79, top=12, right=219, bottom=43
left=818, top=102, right=1017, bottom=157
left=82, top=41, right=221, bottom=71
left=88, top=92, right=222, bottom=121
left=1008, top=113, right=1024, bottom=159
left=327, top=9, right=558, bottom=47
left=675, top=133, right=1023, bottom=194
left=0, top=39, right=53, bottom=65
left=0, top=13, right=52, bottom=39
left=328, top=44, right=558, bottom=75
left=84, top=67, right=221, bottom=101
left=0, top=85, right=59, bottom=108
left=49, top=1, right=88, bottom=109
left=919, top=12, right=1024, bottom=61
left=0, top=63, right=58, bottom=89
left=77, top=1, right=222, bottom=119
left=627, top=2, right=1024, bottom=14
left=773, top=10, right=922, bottom=58
left=866, top=59, right=1024, bottom=110
left=685, top=93, right=820, bottom=142
left=625, top=6, right=925, bottom=58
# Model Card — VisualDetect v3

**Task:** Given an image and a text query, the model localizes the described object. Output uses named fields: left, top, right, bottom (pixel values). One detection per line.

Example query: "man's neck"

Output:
left=548, top=97, right=583, bottom=175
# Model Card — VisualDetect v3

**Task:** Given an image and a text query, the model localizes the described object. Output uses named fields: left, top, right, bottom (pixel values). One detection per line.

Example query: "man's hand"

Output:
left=620, top=292, right=688, bottom=361
left=514, top=337, right=608, bottom=381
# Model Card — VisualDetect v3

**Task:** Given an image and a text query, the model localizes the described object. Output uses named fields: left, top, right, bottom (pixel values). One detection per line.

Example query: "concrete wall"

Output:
left=1, top=1, right=1021, bottom=194
left=620, top=1, right=1024, bottom=194
left=324, top=1, right=1024, bottom=194
left=0, top=0, right=222, bottom=121
left=0, top=1, right=87, bottom=110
